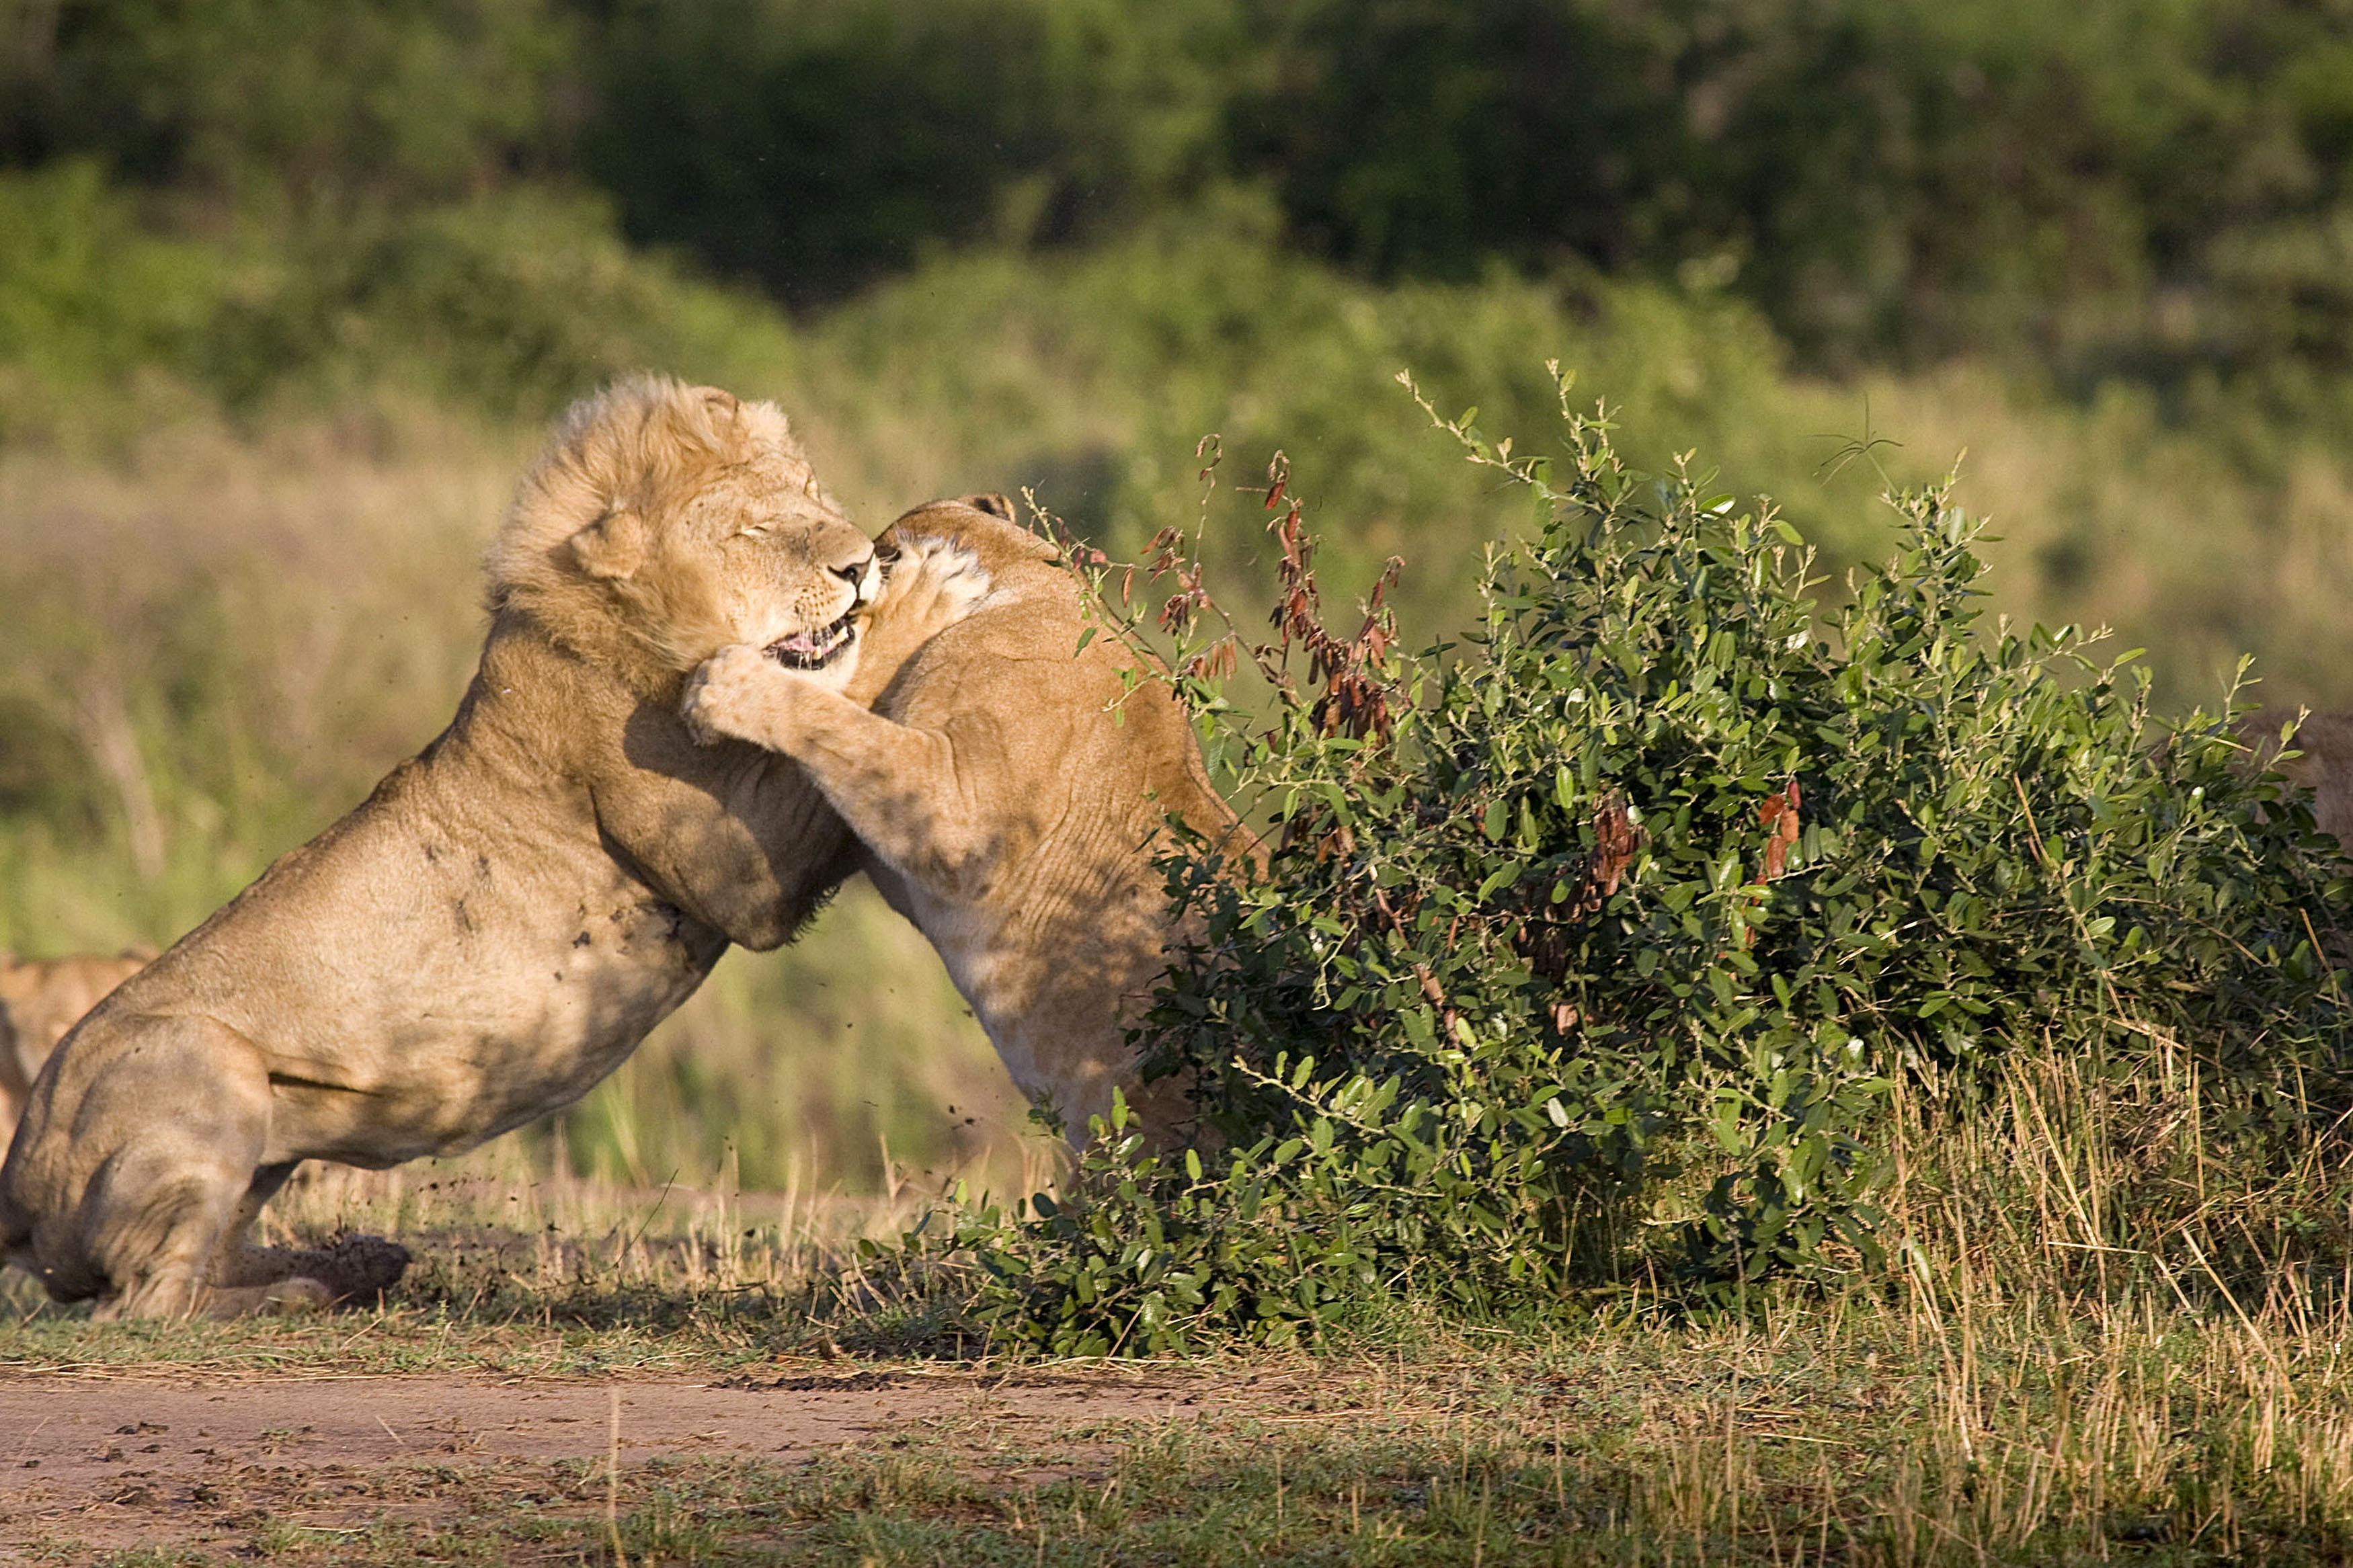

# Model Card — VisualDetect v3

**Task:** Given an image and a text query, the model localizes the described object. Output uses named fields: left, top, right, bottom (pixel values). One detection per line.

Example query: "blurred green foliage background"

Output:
left=5, top=0, right=2353, bottom=1192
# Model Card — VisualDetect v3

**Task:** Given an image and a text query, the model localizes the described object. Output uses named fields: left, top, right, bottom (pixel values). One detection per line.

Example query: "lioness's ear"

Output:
left=960, top=492, right=1016, bottom=521
left=569, top=508, right=648, bottom=580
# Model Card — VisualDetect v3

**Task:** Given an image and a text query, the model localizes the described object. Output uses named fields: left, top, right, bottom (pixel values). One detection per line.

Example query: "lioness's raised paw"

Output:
left=682, top=644, right=823, bottom=750
left=881, top=535, right=993, bottom=629
left=681, top=643, right=772, bottom=744
left=844, top=534, right=993, bottom=679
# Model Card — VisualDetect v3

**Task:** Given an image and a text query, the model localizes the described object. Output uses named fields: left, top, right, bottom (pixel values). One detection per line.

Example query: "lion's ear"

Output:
left=569, top=509, right=647, bottom=580
left=961, top=493, right=1016, bottom=521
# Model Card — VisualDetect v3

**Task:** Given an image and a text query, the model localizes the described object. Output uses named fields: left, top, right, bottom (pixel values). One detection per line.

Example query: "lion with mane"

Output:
left=0, top=376, right=982, bottom=1317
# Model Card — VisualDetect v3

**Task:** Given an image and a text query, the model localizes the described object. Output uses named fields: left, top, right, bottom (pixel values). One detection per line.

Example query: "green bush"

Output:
left=0, top=170, right=796, bottom=432
left=0, top=161, right=229, bottom=432
left=945, top=372, right=2353, bottom=1353
left=16, top=0, right=2353, bottom=402
left=211, top=190, right=798, bottom=415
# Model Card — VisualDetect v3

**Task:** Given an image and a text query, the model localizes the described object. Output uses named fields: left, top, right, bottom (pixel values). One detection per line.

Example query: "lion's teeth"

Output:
left=765, top=613, right=856, bottom=669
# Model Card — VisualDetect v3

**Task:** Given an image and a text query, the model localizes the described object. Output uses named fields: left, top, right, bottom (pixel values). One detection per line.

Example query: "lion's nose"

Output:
left=829, top=549, right=874, bottom=585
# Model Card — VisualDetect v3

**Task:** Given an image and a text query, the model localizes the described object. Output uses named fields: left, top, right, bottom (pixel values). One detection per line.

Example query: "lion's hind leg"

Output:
left=48, top=1015, right=323, bottom=1319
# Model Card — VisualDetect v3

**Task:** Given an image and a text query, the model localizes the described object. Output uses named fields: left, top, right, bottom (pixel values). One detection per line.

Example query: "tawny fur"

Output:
left=0, top=378, right=983, bottom=1318
left=0, top=948, right=151, bottom=1141
left=684, top=495, right=1260, bottom=1142
left=2237, top=711, right=2353, bottom=846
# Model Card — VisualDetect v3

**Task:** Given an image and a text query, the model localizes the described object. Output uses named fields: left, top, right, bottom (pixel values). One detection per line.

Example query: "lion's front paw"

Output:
left=682, top=645, right=816, bottom=749
left=682, top=644, right=774, bottom=744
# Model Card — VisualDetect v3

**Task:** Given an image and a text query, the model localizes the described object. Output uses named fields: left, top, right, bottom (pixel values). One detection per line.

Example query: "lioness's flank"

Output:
left=0, top=948, right=151, bottom=1141
left=684, top=494, right=1259, bottom=1141
left=0, top=377, right=981, bottom=1318
left=2238, top=710, right=2353, bottom=845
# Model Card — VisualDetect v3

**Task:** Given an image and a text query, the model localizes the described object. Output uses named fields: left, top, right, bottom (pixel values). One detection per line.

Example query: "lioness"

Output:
left=2238, top=711, right=2353, bottom=845
left=1, top=377, right=982, bottom=1318
left=684, top=495, right=1257, bottom=1141
left=0, top=948, right=152, bottom=1139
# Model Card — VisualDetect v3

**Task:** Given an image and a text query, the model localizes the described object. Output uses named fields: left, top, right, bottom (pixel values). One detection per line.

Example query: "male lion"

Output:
left=684, top=495, right=1257, bottom=1142
left=0, top=377, right=983, bottom=1318
left=0, top=948, right=151, bottom=1141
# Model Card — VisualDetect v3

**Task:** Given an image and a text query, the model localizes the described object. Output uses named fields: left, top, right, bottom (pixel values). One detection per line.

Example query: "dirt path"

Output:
left=0, top=1370, right=1220, bottom=1557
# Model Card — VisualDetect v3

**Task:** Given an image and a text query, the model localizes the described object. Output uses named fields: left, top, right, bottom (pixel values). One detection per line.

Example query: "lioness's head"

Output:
left=487, top=376, right=880, bottom=696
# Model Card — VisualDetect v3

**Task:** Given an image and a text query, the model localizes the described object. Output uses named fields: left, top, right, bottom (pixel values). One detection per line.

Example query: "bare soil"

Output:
left=0, top=1368, right=1222, bottom=1559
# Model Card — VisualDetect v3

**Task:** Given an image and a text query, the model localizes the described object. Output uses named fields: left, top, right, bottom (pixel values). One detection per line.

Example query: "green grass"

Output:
left=0, top=1128, right=1042, bottom=1372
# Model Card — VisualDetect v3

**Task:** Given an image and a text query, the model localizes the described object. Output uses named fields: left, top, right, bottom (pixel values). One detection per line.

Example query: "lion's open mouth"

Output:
left=765, top=609, right=858, bottom=670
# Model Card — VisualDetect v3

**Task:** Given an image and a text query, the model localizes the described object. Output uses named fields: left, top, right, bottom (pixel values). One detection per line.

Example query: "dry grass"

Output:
left=1856, top=362, right=2353, bottom=710
left=4, top=1036, right=2348, bottom=1560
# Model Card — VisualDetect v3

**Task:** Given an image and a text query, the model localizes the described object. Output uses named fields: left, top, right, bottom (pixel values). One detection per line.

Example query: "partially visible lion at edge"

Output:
left=0, top=376, right=988, bottom=1319
left=2237, top=710, right=2353, bottom=846
left=0, top=948, right=153, bottom=1141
